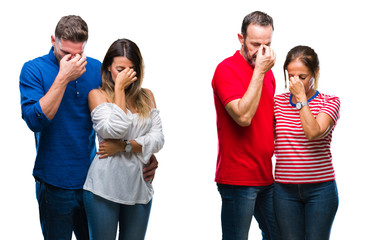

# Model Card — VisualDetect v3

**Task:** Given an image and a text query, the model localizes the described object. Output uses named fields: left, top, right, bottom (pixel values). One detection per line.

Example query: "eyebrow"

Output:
left=116, top=66, right=134, bottom=69
left=250, top=41, right=271, bottom=46
left=288, top=74, right=309, bottom=77
left=60, top=49, right=70, bottom=55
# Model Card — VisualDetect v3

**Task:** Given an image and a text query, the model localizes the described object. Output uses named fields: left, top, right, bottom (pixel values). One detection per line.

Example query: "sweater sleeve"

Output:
left=91, top=103, right=132, bottom=139
left=135, top=109, right=165, bottom=164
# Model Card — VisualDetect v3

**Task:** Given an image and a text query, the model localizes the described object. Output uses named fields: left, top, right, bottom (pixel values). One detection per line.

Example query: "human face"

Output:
left=108, top=56, right=135, bottom=81
left=287, top=59, right=317, bottom=96
left=51, top=36, right=85, bottom=62
left=238, top=24, right=273, bottom=67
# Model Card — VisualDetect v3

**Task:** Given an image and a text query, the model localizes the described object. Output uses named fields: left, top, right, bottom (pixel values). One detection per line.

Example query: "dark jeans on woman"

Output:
left=35, top=179, right=89, bottom=240
left=217, top=183, right=279, bottom=240
left=83, top=190, right=152, bottom=240
left=274, top=181, right=339, bottom=240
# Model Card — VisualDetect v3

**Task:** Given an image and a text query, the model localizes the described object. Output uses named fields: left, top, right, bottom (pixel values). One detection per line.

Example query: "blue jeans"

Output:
left=35, top=179, right=89, bottom=240
left=83, top=190, right=152, bottom=240
left=217, top=183, right=279, bottom=240
left=274, top=181, right=339, bottom=240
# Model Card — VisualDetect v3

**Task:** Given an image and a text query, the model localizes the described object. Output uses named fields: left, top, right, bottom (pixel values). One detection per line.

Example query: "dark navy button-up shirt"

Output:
left=19, top=47, right=102, bottom=189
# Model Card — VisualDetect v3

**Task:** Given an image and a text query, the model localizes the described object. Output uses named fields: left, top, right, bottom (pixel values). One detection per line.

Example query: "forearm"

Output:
left=121, top=139, right=144, bottom=153
left=39, top=74, right=68, bottom=120
left=114, top=88, right=127, bottom=113
left=295, top=92, right=325, bottom=140
left=238, top=70, right=265, bottom=119
left=130, top=140, right=142, bottom=153
left=227, top=70, right=265, bottom=126
left=299, top=107, right=323, bottom=140
left=98, top=139, right=142, bottom=158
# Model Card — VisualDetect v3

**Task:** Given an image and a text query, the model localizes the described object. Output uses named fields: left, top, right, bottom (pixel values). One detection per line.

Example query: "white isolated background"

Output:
left=0, top=0, right=363, bottom=239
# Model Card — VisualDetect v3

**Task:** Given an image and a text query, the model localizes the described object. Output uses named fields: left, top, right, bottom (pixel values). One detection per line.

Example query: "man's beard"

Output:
left=243, top=41, right=257, bottom=68
left=53, top=45, right=62, bottom=63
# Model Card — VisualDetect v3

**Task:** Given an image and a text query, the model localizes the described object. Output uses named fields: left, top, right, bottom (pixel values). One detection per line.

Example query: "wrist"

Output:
left=55, top=73, right=70, bottom=86
left=296, top=101, right=309, bottom=110
left=120, top=139, right=126, bottom=151
left=115, top=81, right=125, bottom=90
left=253, top=67, right=267, bottom=77
left=124, top=140, right=132, bottom=152
left=296, top=94, right=307, bottom=103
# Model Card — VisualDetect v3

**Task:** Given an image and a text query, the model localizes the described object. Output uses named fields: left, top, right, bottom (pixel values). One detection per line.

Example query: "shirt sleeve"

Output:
left=319, top=95, right=341, bottom=125
left=212, top=63, right=245, bottom=107
left=135, top=109, right=164, bottom=164
left=19, top=61, right=51, bottom=132
left=91, top=103, right=132, bottom=139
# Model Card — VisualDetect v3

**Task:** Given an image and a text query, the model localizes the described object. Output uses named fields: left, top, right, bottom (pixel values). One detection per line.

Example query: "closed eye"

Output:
left=117, top=66, right=134, bottom=72
left=299, top=75, right=308, bottom=80
left=61, top=49, right=70, bottom=55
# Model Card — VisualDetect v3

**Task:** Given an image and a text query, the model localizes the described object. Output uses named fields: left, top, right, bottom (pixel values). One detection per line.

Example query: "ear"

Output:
left=51, top=35, right=56, bottom=47
left=237, top=33, right=244, bottom=45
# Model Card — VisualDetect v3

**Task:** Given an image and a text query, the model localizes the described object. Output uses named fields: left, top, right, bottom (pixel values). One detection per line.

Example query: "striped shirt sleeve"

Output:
left=319, top=95, right=340, bottom=125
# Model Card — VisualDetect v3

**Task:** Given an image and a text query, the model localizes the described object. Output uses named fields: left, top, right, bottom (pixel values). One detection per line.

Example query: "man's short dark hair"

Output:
left=241, top=11, right=274, bottom=38
left=55, top=15, right=88, bottom=42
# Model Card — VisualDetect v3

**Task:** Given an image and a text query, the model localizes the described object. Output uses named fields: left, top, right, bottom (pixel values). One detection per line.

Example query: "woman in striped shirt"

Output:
left=273, top=46, right=340, bottom=240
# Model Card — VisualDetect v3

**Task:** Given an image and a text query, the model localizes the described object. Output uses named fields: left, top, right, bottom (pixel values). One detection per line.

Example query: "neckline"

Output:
left=289, top=90, right=319, bottom=107
left=235, top=50, right=254, bottom=70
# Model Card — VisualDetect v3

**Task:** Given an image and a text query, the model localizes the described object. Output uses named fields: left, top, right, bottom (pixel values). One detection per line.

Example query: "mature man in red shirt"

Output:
left=212, top=11, right=279, bottom=240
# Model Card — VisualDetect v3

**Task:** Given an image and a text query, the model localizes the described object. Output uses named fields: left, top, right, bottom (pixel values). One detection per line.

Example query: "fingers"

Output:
left=288, top=76, right=306, bottom=99
left=59, top=53, right=87, bottom=81
left=289, top=76, right=301, bottom=85
left=64, top=53, right=87, bottom=63
left=72, top=54, right=87, bottom=69
left=97, top=143, right=109, bottom=159
left=289, top=76, right=294, bottom=85
left=98, top=153, right=109, bottom=159
left=255, top=45, right=275, bottom=73
left=143, top=161, right=158, bottom=173
left=115, top=67, right=138, bottom=89
left=143, top=167, right=156, bottom=183
left=124, top=67, right=137, bottom=81
left=118, top=67, right=137, bottom=80
left=288, top=76, right=298, bottom=89
left=261, top=45, right=276, bottom=60
left=143, top=155, right=158, bottom=182
left=62, top=54, right=73, bottom=61
left=148, top=155, right=158, bottom=167
left=143, top=167, right=156, bottom=177
left=145, top=175, right=155, bottom=183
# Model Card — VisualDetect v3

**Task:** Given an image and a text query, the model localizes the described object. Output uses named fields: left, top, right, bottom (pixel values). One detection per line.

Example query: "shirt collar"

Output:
left=233, top=50, right=254, bottom=70
left=289, top=90, right=319, bottom=107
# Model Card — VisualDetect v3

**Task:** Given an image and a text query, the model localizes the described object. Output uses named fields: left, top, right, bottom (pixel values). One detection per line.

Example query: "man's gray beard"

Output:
left=243, top=42, right=256, bottom=68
